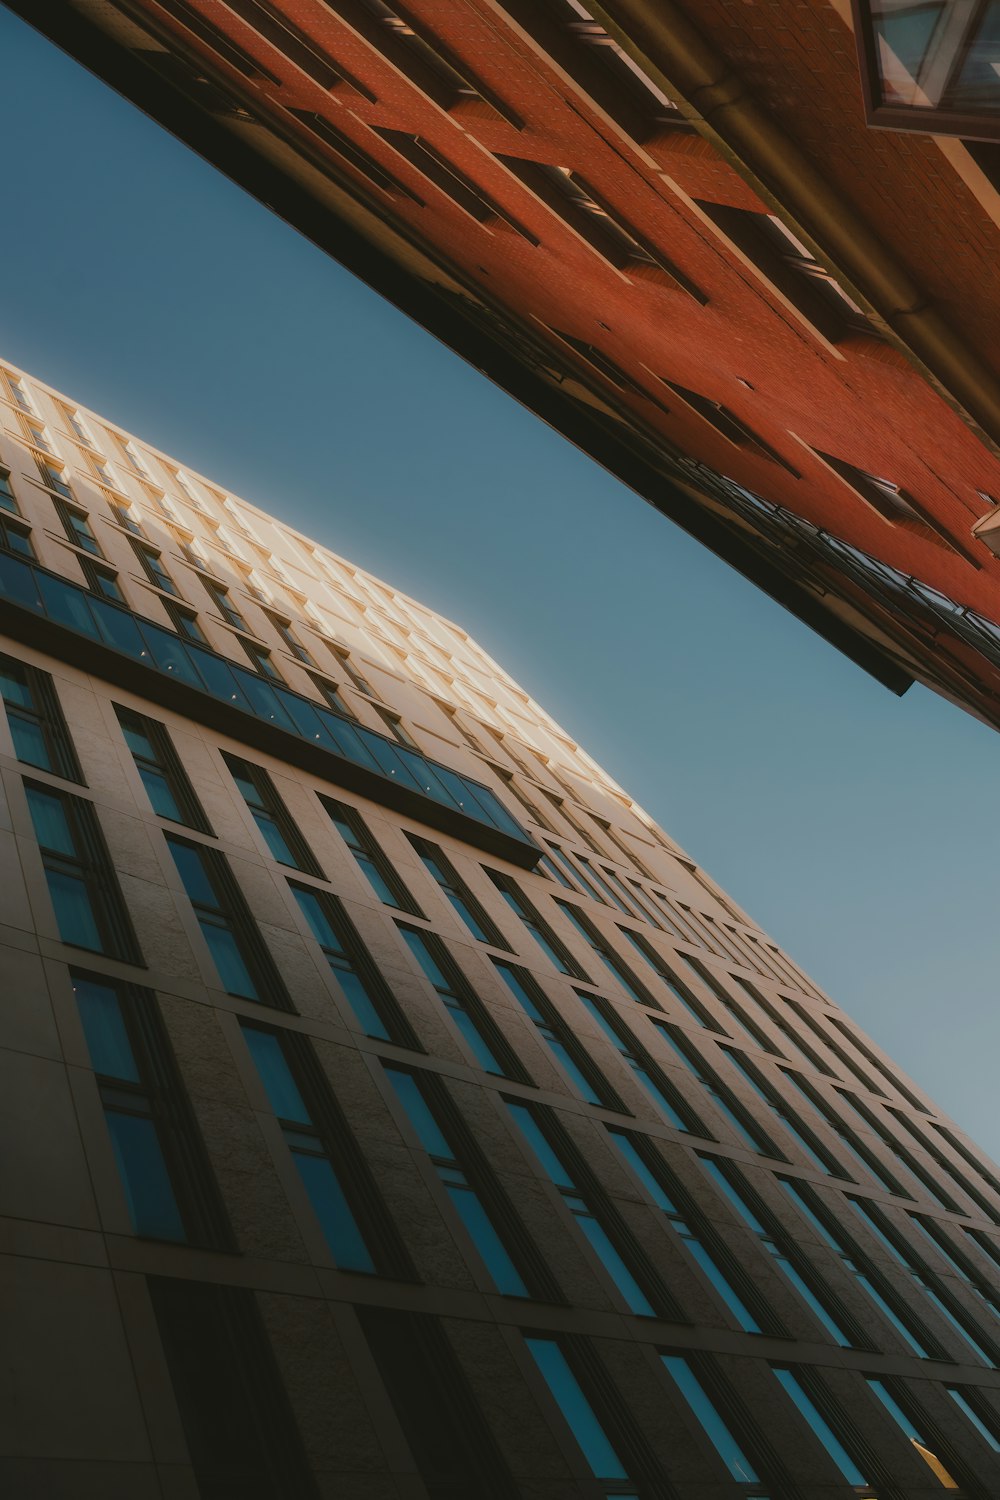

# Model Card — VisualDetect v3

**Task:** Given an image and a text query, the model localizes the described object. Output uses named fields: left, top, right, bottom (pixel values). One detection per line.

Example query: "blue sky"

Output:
left=3, top=10, right=997, bottom=1157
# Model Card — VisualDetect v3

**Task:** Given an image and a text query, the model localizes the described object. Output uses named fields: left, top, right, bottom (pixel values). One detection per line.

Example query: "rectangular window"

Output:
left=835, top=1092, right=958, bottom=1210
left=54, top=498, right=101, bottom=553
left=320, top=796, right=419, bottom=911
left=37, top=457, right=74, bottom=499
left=308, top=673, right=354, bottom=718
left=946, top=1387, right=1000, bottom=1453
left=486, top=871, right=586, bottom=978
left=26, top=782, right=141, bottom=961
left=610, top=1130, right=765, bottom=1333
left=0, top=653, right=81, bottom=780
left=266, top=611, right=314, bottom=664
left=724, top=1050, right=842, bottom=1174
left=525, top=1337, right=633, bottom=1486
left=109, top=498, right=145, bottom=536
left=241, top=1021, right=400, bottom=1273
left=4, top=371, right=34, bottom=410
left=578, top=992, right=700, bottom=1131
left=660, top=1355, right=760, bottom=1482
left=292, top=883, right=415, bottom=1045
left=771, top=1367, right=872, bottom=1488
left=163, top=599, right=207, bottom=642
left=735, top=978, right=834, bottom=1074
left=777, top=1069, right=905, bottom=1194
left=494, top=961, right=616, bottom=1107
left=75, top=971, right=228, bottom=1245
left=399, top=924, right=523, bottom=1078
left=866, top=1378, right=962, bottom=1489
left=79, top=557, right=127, bottom=604
left=778, top=1179, right=933, bottom=1357
left=699, top=1156, right=858, bottom=1348
left=376, top=130, right=537, bottom=240
left=385, top=1065, right=532, bottom=1296
left=287, top=108, right=424, bottom=201
left=659, top=379, right=798, bottom=472
left=359, top=1307, right=518, bottom=1500
left=556, top=901, right=657, bottom=1006
left=0, top=465, right=18, bottom=512
left=409, top=836, right=507, bottom=945
left=240, top=638, right=284, bottom=682
left=148, top=1277, right=319, bottom=1500
left=357, top=0, right=518, bottom=121
left=115, top=705, right=210, bottom=830
left=130, top=539, right=178, bottom=594
left=202, top=577, right=249, bottom=630
left=223, top=753, right=321, bottom=874
left=653, top=1025, right=775, bottom=1153
left=506, top=1100, right=666, bottom=1316
left=616, top=928, right=721, bottom=1026
left=167, top=835, right=290, bottom=1007
left=671, top=956, right=779, bottom=1052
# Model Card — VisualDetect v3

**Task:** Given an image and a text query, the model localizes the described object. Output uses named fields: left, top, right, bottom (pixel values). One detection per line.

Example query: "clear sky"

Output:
left=2, top=10, right=997, bottom=1157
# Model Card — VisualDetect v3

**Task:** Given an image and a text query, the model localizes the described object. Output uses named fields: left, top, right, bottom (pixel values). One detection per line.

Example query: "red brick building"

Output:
left=15, top=0, right=1000, bottom=726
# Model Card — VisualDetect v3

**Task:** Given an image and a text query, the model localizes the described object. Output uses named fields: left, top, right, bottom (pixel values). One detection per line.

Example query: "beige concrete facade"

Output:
left=2, top=356, right=1000, bottom=1497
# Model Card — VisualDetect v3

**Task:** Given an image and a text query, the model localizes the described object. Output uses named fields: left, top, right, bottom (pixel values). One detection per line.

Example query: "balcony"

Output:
left=0, top=551, right=539, bottom=867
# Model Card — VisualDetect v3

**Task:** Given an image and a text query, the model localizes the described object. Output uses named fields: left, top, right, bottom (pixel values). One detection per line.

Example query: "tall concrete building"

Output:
left=12, top=0, right=1000, bottom=731
left=3, top=355, right=1000, bottom=1499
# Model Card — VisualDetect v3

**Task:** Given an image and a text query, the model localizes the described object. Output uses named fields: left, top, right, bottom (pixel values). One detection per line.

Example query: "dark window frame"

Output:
left=1, top=652, right=83, bottom=782
left=115, top=703, right=212, bottom=832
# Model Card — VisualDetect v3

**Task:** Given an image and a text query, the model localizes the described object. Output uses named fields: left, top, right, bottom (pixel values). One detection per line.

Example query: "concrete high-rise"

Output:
left=2, top=355, right=1000, bottom=1498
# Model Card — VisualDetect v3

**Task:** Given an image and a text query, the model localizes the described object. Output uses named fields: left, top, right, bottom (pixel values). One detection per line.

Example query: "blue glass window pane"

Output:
left=661, top=1356, right=759, bottom=1481
left=90, top=598, right=144, bottom=655
left=547, top=1040, right=602, bottom=1104
left=472, top=786, right=525, bottom=838
left=866, top=1380, right=921, bottom=1440
left=293, top=888, right=338, bottom=948
left=168, top=840, right=217, bottom=905
left=253, top=811, right=295, bottom=865
left=576, top=1215, right=654, bottom=1314
left=138, top=766, right=182, bottom=821
left=685, top=1241, right=761, bottom=1331
left=947, top=1388, right=1000, bottom=1451
left=446, top=1183, right=527, bottom=1295
left=357, top=857, right=400, bottom=907
left=186, top=646, right=247, bottom=707
left=699, top=1156, right=767, bottom=1233
left=609, top=1133, right=675, bottom=1211
left=38, top=573, right=99, bottom=636
left=76, top=979, right=140, bottom=1081
left=9, top=716, right=51, bottom=770
left=428, top=765, right=476, bottom=813
left=526, top=1339, right=629, bottom=1481
left=106, top=1110, right=185, bottom=1241
left=242, top=1026, right=311, bottom=1122
left=781, top=1262, right=853, bottom=1347
left=328, top=720, right=383, bottom=771
left=334, top=966, right=390, bottom=1040
left=450, top=1008, right=503, bottom=1074
left=507, top=1104, right=574, bottom=1189
left=26, top=788, right=74, bottom=852
left=120, top=720, right=155, bottom=759
left=772, top=1369, right=868, bottom=1485
left=396, top=750, right=453, bottom=804
left=633, top=1070, right=690, bottom=1130
left=139, top=625, right=201, bottom=684
left=46, top=868, right=102, bottom=949
left=200, top=921, right=259, bottom=1000
left=273, top=688, right=325, bottom=741
left=291, top=1150, right=375, bottom=1272
left=386, top=1069, right=452, bottom=1158
left=0, top=552, right=44, bottom=611
left=231, top=669, right=296, bottom=731
left=366, top=736, right=424, bottom=790
left=0, top=665, right=32, bottom=708
left=402, top=929, right=450, bottom=989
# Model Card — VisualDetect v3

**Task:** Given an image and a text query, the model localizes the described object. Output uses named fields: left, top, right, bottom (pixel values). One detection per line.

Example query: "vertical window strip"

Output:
left=167, top=835, right=289, bottom=1007
left=771, top=1367, right=873, bottom=1488
left=223, top=753, right=321, bottom=874
left=734, top=977, right=834, bottom=1075
left=608, top=1130, right=766, bottom=1333
left=26, top=781, right=141, bottom=961
left=0, top=652, right=82, bottom=781
left=321, top=796, right=419, bottom=911
left=887, top=1106, right=1000, bottom=1224
left=399, top=924, right=524, bottom=1078
left=410, top=836, right=506, bottom=944
left=778, top=1179, right=934, bottom=1357
left=384, top=1065, right=535, bottom=1297
left=494, top=961, right=614, bottom=1106
left=698, top=1156, right=859, bottom=1348
left=834, top=1091, right=960, bottom=1212
left=75, top=971, right=229, bottom=1246
left=525, top=1338, right=633, bottom=1486
left=115, top=704, right=209, bottom=830
left=506, top=1100, right=671, bottom=1317
left=724, top=1050, right=843, bottom=1176
left=292, top=883, right=415, bottom=1045
left=779, top=1070, right=907, bottom=1195
left=946, top=1387, right=1000, bottom=1453
left=555, top=901, right=657, bottom=1006
left=660, top=1355, right=761, bottom=1482
left=865, top=1378, right=963, bottom=1489
left=241, top=1021, right=405, bottom=1275
left=487, top=871, right=586, bottom=977
left=653, top=1024, right=775, bottom=1154
left=578, top=992, right=700, bottom=1132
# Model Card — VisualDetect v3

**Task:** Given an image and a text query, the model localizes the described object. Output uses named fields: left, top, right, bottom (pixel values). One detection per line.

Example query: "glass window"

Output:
left=75, top=973, right=223, bottom=1244
left=55, top=499, right=101, bottom=553
left=240, top=637, right=284, bottom=682
left=241, top=1022, right=375, bottom=1272
left=771, top=1367, right=871, bottom=1487
left=0, top=653, right=80, bottom=779
left=385, top=1065, right=528, bottom=1296
left=487, top=871, right=584, bottom=977
left=131, top=540, right=178, bottom=595
left=411, top=836, right=503, bottom=944
left=946, top=1386, right=1000, bottom=1452
left=525, top=1338, right=630, bottom=1481
left=223, top=753, right=320, bottom=874
left=494, top=962, right=607, bottom=1105
left=26, top=783, right=139, bottom=960
left=322, top=797, right=419, bottom=911
left=661, top=1355, right=759, bottom=1481
left=724, top=1050, right=838, bottom=1174
left=292, top=884, right=409, bottom=1044
left=401, top=925, right=515, bottom=1077
left=168, top=836, right=287, bottom=1007
left=609, top=1131, right=761, bottom=1332
left=116, top=705, right=209, bottom=830
left=556, top=901, right=655, bottom=1005
left=578, top=992, right=694, bottom=1130
left=0, top=515, right=35, bottom=557
left=655, top=1026, right=772, bottom=1153
left=507, top=1101, right=657, bottom=1315
left=0, top=466, right=18, bottom=512
left=202, top=579, right=248, bottom=631
left=866, top=1379, right=960, bottom=1488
